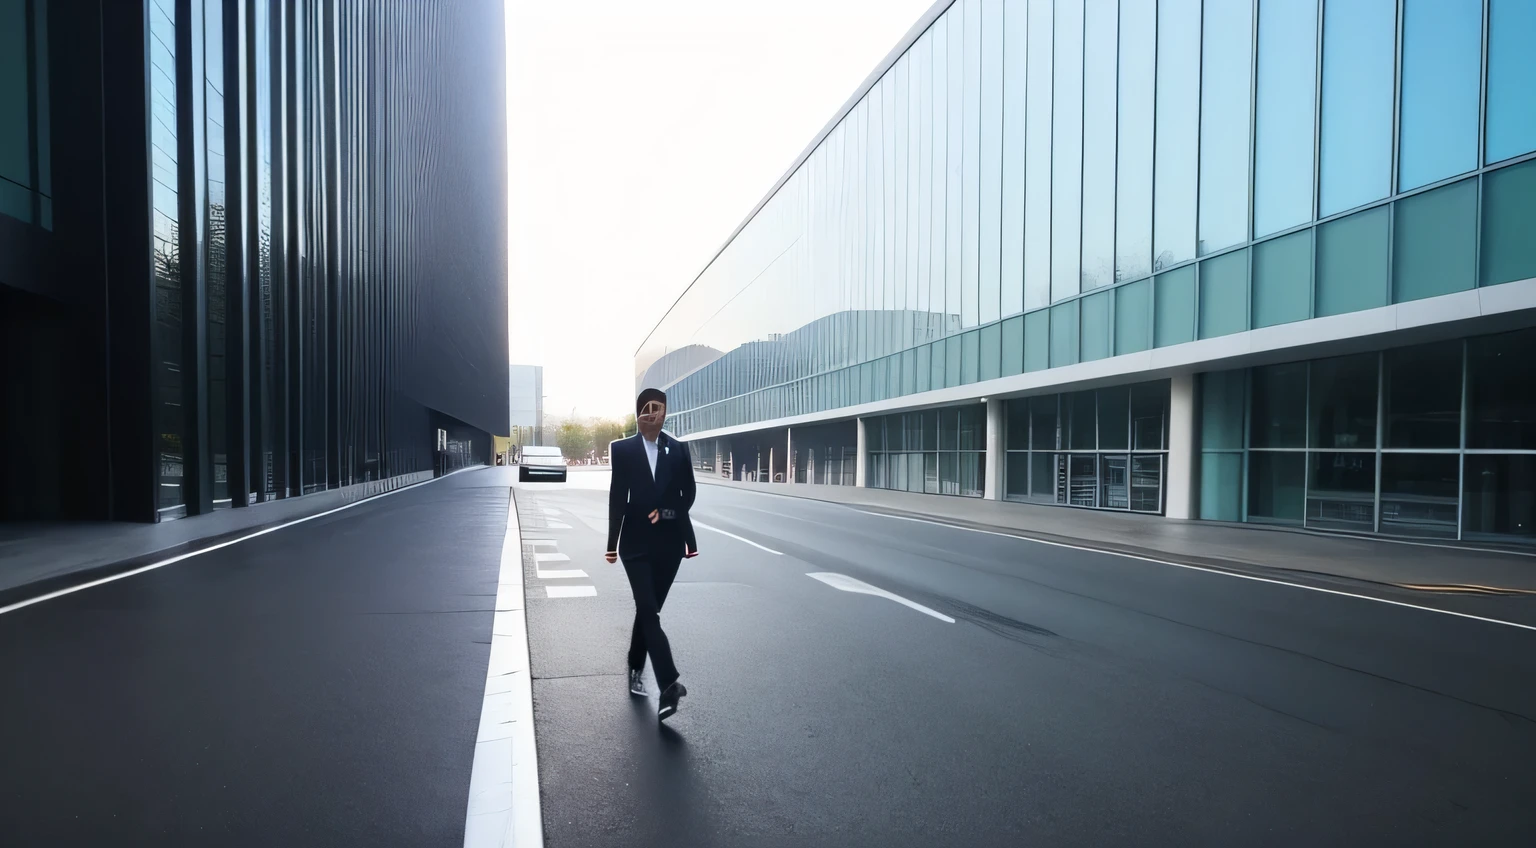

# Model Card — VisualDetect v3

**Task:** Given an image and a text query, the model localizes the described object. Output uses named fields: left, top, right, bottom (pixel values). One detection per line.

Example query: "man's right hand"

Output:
left=605, top=551, right=618, bottom=564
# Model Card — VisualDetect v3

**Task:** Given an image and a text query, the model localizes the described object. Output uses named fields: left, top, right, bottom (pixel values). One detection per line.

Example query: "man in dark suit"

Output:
left=606, top=387, right=697, bottom=721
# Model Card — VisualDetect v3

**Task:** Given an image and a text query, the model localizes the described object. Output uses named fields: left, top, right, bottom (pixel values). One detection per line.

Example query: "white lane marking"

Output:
left=524, top=539, right=558, bottom=547
left=542, top=508, right=562, bottom=516
left=534, top=552, right=569, bottom=562
left=848, top=509, right=1536, bottom=634
left=546, top=585, right=597, bottom=598
left=807, top=572, right=955, bottom=623
left=0, top=467, right=482, bottom=617
left=693, top=520, right=783, bottom=555
left=536, top=569, right=588, bottom=580
left=545, top=521, right=572, bottom=530
left=464, top=491, right=544, bottom=848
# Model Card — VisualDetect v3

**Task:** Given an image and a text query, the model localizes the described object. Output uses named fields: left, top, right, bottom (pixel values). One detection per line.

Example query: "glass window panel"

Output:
left=1248, top=452, right=1306, bottom=524
left=1068, top=454, right=1098, bottom=505
left=1050, top=300, right=1079, bottom=367
left=1398, top=0, right=1482, bottom=190
left=1031, top=395, right=1060, bottom=451
left=1485, top=0, right=1536, bottom=164
left=925, top=452, right=940, bottom=494
left=1116, top=0, right=1156, bottom=282
left=1100, top=455, right=1131, bottom=509
left=150, top=0, right=184, bottom=512
left=1030, top=451, right=1058, bottom=501
left=1307, top=452, right=1377, bottom=532
left=963, top=0, right=983, bottom=328
left=947, top=3, right=965, bottom=332
left=1251, top=362, right=1307, bottom=448
left=916, top=343, right=932, bottom=393
left=1200, top=453, right=1243, bottom=521
left=961, top=404, right=985, bottom=451
left=1316, top=206, right=1389, bottom=317
left=1379, top=454, right=1460, bottom=539
left=1468, top=328, right=1536, bottom=449
left=1024, top=0, right=1054, bottom=309
left=1463, top=454, right=1536, bottom=543
left=1006, top=398, right=1030, bottom=448
left=962, top=329, right=981, bottom=385
left=940, top=452, right=960, bottom=495
left=931, top=339, right=946, bottom=389
left=1001, top=0, right=1028, bottom=316
left=1051, top=0, right=1085, bottom=302
left=1080, top=290, right=1112, bottom=362
left=902, top=348, right=916, bottom=397
left=980, top=0, right=1004, bottom=324
left=1130, top=454, right=1163, bottom=512
left=1114, top=278, right=1152, bottom=355
left=1197, top=0, right=1254, bottom=255
left=1310, top=353, right=1379, bottom=450
left=1025, top=309, right=1050, bottom=371
left=1002, top=314, right=1024, bottom=376
left=961, top=451, right=985, bottom=497
left=979, top=322, right=1001, bottom=382
left=1153, top=265, right=1196, bottom=348
left=1480, top=160, right=1536, bottom=288
left=1319, top=0, right=1397, bottom=215
left=1133, top=381, right=1169, bottom=449
left=1393, top=178, right=1477, bottom=303
left=1080, top=0, right=1118, bottom=292
left=0, top=0, right=30, bottom=190
left=1068, top=390, right=1097, bottom=450
left=1153, top=0, right=1200, bottom=270
left=909, top=453, right=927, bottom=494
left=1252, top=230, right=1313, bottom=329
left=932, top=19, right=951, bottom=325
left=1385, top=340, right=1462, bottom=448
left=1253, top=0, right=1319, bottom=236
left=1006, top=452, right=1031, bottom=499
left=946, top=334, right=963, bottom=387
left=1098, top=387, right=1130, bottom=451
left=1200, top=370, right=1246, bottom=451
left=1199, top=249, right=1250, bottom=339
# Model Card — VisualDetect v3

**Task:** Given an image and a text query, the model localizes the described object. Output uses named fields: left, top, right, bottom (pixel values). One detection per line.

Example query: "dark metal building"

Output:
left=0, top=0, right=509, bottom=522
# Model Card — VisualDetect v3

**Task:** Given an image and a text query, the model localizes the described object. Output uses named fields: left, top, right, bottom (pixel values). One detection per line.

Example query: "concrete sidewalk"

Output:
left=699, top=477, right=1536, bottom=594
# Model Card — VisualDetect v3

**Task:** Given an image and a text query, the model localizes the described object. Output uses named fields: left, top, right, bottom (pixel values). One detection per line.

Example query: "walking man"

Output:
left=606, top=388, right=697, bottom=721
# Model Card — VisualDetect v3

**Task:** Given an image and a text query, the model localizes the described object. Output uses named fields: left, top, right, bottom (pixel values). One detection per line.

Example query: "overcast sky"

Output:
left=506, top=0, right=936, bottom=420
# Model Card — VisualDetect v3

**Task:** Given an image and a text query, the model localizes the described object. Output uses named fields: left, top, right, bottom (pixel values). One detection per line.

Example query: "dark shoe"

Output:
left=629, top=669, right=646, bottom=697
left=657, top=682, right=686, bottom=721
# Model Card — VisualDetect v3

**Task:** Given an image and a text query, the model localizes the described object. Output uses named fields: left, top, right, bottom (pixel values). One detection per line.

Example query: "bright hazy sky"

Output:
left=506, top=0, right=936, bottom=420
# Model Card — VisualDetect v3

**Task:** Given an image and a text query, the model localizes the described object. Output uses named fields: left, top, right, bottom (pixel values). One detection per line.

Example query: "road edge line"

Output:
left=463, top=488, right=544, bottom=847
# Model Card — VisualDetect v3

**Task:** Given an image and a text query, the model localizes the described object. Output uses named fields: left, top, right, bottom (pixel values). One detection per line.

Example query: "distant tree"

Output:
left=590, top=418, right=625, bottom=452
left=622, top=413, right=637, bottom=438
left=556, top=420, right=591, bottom=459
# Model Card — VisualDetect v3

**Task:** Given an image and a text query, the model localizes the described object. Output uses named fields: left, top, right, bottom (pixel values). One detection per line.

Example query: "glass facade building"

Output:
left=637, top=0, right=1536, bottom=545
left=0, top=0, right=509, bottom=522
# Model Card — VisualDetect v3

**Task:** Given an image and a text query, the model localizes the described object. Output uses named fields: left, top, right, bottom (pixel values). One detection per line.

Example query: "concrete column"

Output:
left=984, top=397, right=1004, bottom=500
left=785, top=427, right=794, bottom=484
left=1166, top=373, right=1198, bottom=520
left=855, top=417, right=868, bottom=488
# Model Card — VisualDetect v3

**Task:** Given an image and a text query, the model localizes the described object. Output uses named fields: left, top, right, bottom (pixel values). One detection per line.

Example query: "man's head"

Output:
left=636, top=388, right=666, bottom=440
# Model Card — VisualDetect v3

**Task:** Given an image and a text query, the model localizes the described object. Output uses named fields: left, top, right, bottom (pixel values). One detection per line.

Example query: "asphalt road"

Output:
left=528, top=470, right=1536, bottom=847
left=0, top=469, right=512, bottom=846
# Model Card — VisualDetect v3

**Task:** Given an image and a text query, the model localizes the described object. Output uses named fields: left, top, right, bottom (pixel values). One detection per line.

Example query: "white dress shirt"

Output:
left=642, top=434, right=659, bottom=480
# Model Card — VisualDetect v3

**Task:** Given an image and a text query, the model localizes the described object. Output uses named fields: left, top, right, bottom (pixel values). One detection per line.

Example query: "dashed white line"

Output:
left=534, top=552, right=569, bottom=562
left=546, top=585, right=597, bottom=599
left=693, top=520, right=783, bottom=555
left=524, top=539, right=558, bottom=547
left=536, top=568, right=588, bottom=580
left=545, top=521, right=572, bottom=530
left=807, top=572, right=955, bottom=623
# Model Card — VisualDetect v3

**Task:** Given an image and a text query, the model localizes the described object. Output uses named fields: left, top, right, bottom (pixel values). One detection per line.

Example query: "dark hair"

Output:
left=636, top=388, right=666, bottom=414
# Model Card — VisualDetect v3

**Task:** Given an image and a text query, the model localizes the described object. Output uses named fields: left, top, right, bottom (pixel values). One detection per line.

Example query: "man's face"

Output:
left=638, top=400, right=666, bottom=439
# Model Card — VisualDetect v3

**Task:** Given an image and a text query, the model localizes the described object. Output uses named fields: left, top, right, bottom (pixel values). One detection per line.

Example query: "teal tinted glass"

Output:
left=1080, top=0, right=1117, bottom=290
left=916, top=343, right=932, bottom=393
left=1253, top=0, right=1318, bottom=236
left=1080, top=290, right=1112, bottom=362
left=1116, top=0, right=1156, bottom=282
left=1154, top=266, right=1197, bottom=347
left=1319, top=0, right=1397, bottom=215
left=1200, top=453, right=1244, bottom=521
left=1253, top=230, right=1312, bottom=328
left=962, top=330, right=980, bottom=385
left=1050, top=300, right=1079, bottom=368
left=1199, top=249, right=1250, bottom=339
left=1198, top=0, right=1254, bottom=255
left=0, top=0, right=29, bottom=190
left=1200, top=369, right=1247, bottom=451
left=1024, top=309, right=1050, bottom=371
left=1001, top=315, right=1024, bottom=376
left=1486, top=0, right=1536, bottom=163
left=1398, top=0, right=1482, bottom=189
left=979, top=322, right=1001, bottom=381
left=1114, top=278, right=1152, bottom=355
left=1394, top=178, right=1477, bottom=302
left=1316, top=206, right=1390, bottom=316
left=946, top=334, right=962, bottom=387
left=1154, top=0, right=1201, bottom=269
left=930, top=339, right=946, bottom=389
left=1050, top=0, right=1084, bottom=302
left=1482, top=161, right=1536, bottom=286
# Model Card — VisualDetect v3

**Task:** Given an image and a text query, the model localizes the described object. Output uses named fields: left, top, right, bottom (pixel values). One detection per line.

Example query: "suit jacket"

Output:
left=607, top=432, right=698, bottom=560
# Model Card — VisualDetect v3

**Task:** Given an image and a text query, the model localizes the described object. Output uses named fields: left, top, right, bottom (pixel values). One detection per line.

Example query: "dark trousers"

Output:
left=622, top=553, right=682, bottom=688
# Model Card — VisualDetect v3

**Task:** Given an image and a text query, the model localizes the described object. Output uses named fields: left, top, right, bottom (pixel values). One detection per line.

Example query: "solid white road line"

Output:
left=848, top=509, right=1536, bottom=634
left=807, top=572, right=956, bottom=623
left=534, top=553, right=569, bottom=562
left=463, top=492, right=543, bottom=848
left=545, top=585, right=597, bottom=598
left=544, top=521, right=572, bottom=530
left=693, top=520, right=783, bottom=555
left=0, top=466, right=481, bottom=617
